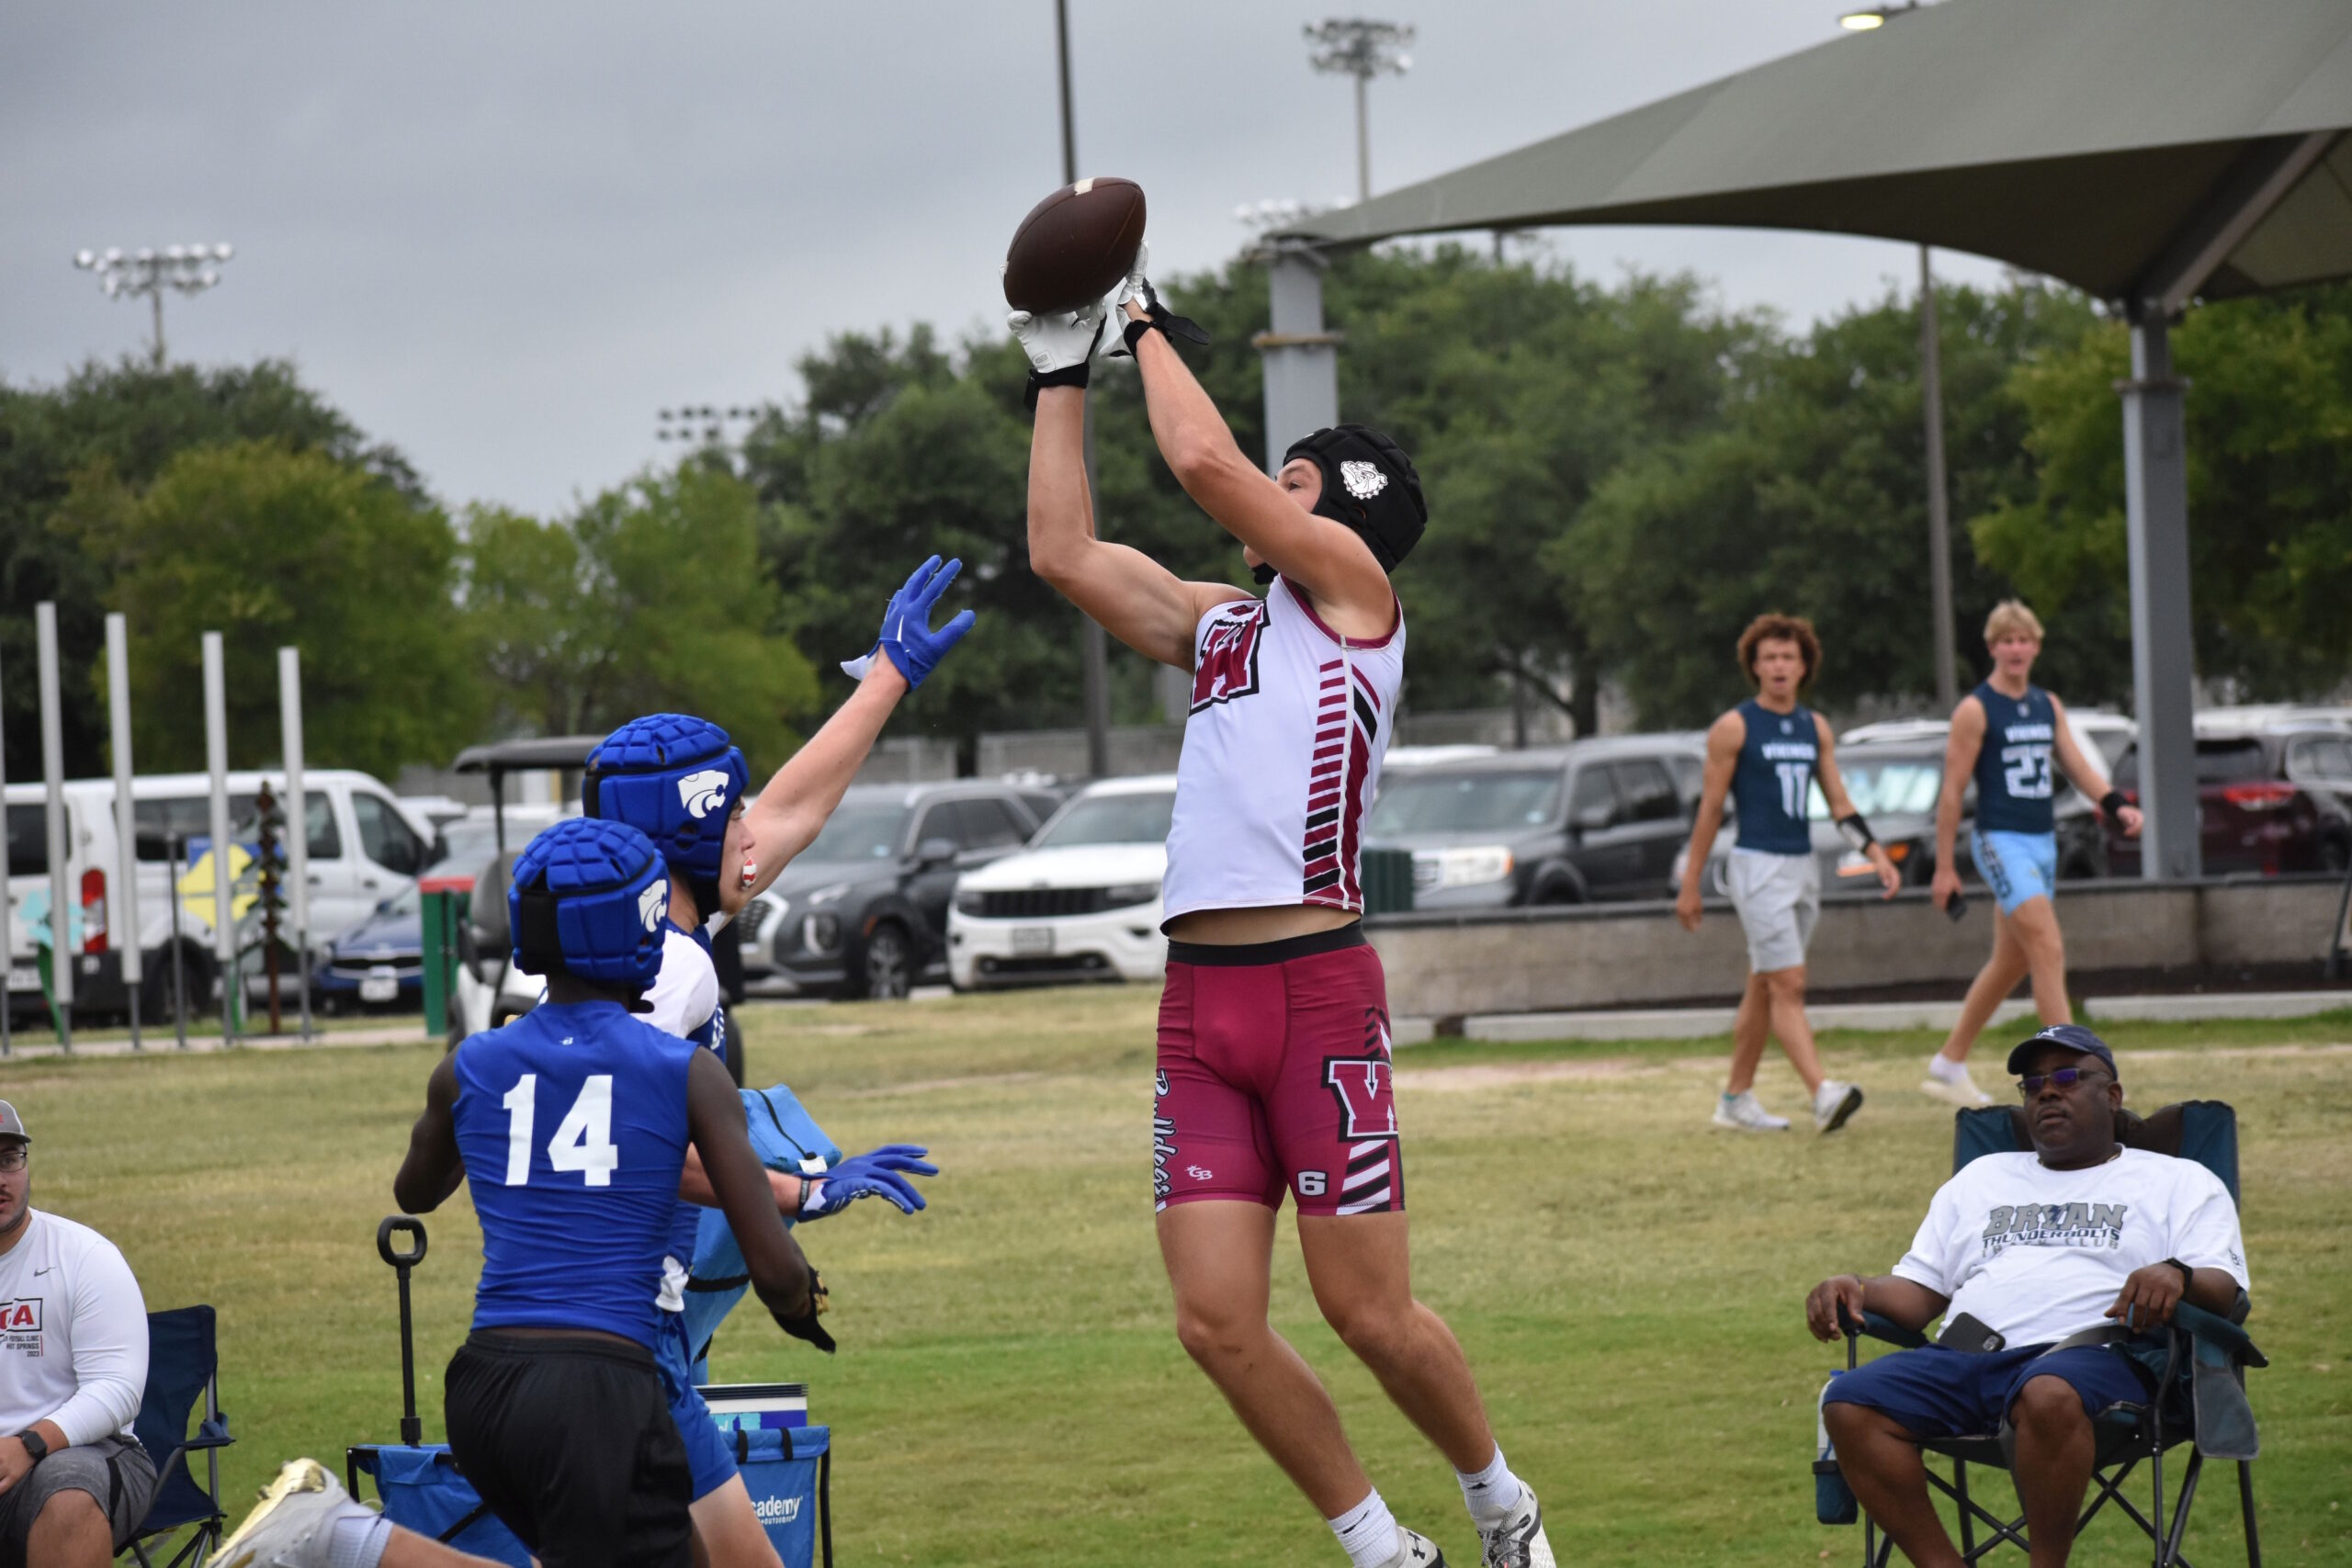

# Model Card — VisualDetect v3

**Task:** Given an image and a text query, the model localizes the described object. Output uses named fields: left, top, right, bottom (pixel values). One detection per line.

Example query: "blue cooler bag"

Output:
left=347, top=1445, right=532, bottom=1568
left=728, top=1423, right=832, bottom=1568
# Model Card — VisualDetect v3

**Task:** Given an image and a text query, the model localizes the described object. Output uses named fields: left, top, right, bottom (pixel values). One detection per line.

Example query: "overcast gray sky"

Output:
left=5, top=1, right=2010, bottom=518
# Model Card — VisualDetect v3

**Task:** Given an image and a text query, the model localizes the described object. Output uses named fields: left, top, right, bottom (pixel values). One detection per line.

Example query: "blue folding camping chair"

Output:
left=120, top=1305, right=234, bottom=1568
left=1820, top=1100, right=2267, bottom=1567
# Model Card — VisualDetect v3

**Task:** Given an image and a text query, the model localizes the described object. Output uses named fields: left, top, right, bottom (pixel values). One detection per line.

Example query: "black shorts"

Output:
left=443, top=1330, right=693, bottom=1568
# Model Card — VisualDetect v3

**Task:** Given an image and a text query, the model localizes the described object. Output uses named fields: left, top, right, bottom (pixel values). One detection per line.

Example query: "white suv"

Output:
left=946, top=775, right=1175, bottom=990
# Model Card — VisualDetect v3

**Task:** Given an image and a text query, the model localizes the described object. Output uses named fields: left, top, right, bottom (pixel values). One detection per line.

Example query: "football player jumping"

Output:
left=1012, top=260, right=1554, bottom=1568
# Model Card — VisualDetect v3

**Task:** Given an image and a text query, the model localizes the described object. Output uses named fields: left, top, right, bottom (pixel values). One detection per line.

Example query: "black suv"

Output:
left=763, top=781, right=1058, bottom=998
left=1365, top=736, right=1705, bottom=907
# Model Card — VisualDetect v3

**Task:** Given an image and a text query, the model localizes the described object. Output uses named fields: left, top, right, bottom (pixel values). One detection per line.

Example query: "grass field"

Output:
left=7, top=987, right=2348, bottom=1566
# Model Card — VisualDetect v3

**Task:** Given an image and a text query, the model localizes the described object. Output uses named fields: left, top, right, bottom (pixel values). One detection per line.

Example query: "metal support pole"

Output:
left=150, top=292, right=165, bottom=370
left=1354, top=73, right=1372, bottom=203
left=1054, top=0, right=1112, bottom=777
left=280, top=648, right=312, bottom=1040
left=1256, top=246, right=1341, bottom=468
left=107, top=615, right=144, bottom=1050
left=203, top=632, right=237, bottom=1043
left=167, top=834, right=188, bottom=1049
left=36, top=604, right=72, bottom=1050
left=1918, top=245, right=1958, bottom=713
left=2120, top=315, right=2202, bottom=881
left=0, top=640, right=11, bottom=1061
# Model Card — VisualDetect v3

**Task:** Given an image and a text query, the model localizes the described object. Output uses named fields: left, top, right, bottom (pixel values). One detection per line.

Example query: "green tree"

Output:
left=1567, top=280, right=2100, bottom=726
left=1971, top=283, right=2352, bottom=701
left=462, top=463, right=817, bottom=768
left=0, top=358, right=424, bottom=774
left=59, top=439, right=479, bottom=778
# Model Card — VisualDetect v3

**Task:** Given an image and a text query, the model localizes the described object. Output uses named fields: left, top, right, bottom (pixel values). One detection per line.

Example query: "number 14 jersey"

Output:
left=452, top=1000, right=699, bottom=1348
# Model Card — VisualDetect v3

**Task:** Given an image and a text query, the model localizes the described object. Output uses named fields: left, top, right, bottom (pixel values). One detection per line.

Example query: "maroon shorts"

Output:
left=1154, top=925, right=1404, bottom=1218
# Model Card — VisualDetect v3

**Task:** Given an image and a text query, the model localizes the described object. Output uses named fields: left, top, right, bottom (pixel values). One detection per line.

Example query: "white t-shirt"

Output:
left=1893, top=1148, right=2249, bottom=1348
left=0, top=1210, right=149, bottom=1445
left=638, top=927, right=719, bottom=1041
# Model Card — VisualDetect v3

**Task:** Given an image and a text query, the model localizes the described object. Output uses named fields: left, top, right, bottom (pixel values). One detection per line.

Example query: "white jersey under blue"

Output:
left=1160, top=575, right=1405, bottom=923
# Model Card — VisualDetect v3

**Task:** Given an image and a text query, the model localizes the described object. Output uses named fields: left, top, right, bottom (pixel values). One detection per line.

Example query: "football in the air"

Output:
left=1002, top=176, right=1147, bottom=314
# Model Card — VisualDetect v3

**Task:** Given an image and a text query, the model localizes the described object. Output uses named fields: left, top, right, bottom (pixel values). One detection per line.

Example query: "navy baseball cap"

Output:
left=2006, top=1023, right=2120, bottom=1081
left=0, top=1101, right=26, bottom=1143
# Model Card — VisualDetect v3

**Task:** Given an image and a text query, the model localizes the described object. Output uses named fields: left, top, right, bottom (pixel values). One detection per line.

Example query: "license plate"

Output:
left=6, top=966, right=33, bottom=992
left=360, top=975, right=400, bottom=1003
left=1011, top=927, right=1056, bottom=956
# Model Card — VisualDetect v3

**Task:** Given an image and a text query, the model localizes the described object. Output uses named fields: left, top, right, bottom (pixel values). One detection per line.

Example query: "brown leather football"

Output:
left=1002, top=177, right=1147, bottom=314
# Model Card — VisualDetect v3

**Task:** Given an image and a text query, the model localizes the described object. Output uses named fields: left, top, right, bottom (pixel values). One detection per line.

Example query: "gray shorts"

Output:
left=0, top=1431, right=157, bottom=1562
left=1727, top=849, right=1820, bottom=973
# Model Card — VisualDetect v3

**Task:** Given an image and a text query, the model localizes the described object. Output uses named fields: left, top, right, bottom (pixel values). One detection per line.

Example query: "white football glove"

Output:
left=1006, top=297, right=1109, bottom=376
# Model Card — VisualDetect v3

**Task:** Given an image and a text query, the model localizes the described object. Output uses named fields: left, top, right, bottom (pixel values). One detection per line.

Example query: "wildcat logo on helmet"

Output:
left=676, top=769, right=732, bottom=819
left=638, top=879, right=667, bottom=931
left=1340, top=459, right=1389, bottom=502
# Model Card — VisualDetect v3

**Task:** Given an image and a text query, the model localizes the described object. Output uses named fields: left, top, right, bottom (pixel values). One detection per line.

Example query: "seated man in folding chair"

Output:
left=0, top=1099, right=160, bottom=1568
left=1804, top=1024, right=2249, bottom=1568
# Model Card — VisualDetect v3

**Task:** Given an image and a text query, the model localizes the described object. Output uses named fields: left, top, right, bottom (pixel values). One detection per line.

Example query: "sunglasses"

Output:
left=2018, top=1066, right=2109, bottom=1098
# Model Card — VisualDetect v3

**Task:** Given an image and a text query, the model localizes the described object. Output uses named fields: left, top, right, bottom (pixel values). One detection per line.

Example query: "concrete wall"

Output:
left=1366, top=876, right=2349, bottom=1020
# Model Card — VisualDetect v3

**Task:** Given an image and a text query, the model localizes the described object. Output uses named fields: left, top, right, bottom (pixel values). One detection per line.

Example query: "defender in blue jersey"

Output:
left=390, top=819, right=827, bottom=1568
left=1677, top=615, right=1899, bottom=1134
left=1926, top=602, right=2141, bottom=1106
left=578, top=563, right=964, bottom=1568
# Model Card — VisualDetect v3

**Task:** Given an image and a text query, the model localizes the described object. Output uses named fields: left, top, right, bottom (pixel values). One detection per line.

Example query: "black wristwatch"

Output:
left=2164, top=1258, right=2195, bottom=1292
left=14, top=1428, right=47, bottom=1463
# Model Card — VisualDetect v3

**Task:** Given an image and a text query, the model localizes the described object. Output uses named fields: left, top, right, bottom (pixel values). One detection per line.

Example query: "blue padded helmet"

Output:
left=507, top=818, right=669, bottom=988
left=583, top=714, right=750, bottom=910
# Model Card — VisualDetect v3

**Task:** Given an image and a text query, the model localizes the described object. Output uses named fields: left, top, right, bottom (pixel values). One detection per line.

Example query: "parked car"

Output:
left=1364, top=736, right=1705, bottom=907
left=947, top=775, right=1177, bottom=990
left=5, top=770, right=437, bottom=1023
left=318, top=883, right=426, bottom=1012
left=2107, top=729, right=2352, bottom=876
left=762, top=782, right=1050, bottom=998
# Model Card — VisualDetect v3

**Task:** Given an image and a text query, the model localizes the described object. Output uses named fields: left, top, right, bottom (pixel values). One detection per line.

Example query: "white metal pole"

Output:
left=278, top=647, right=311, bottom=1040
left=203, top=632, right=236, bottom=1043
left=0, top=639, right=12, bottom=1060
left=107, top=615, right=143, bottom=1050
left=35, top=604, right=72, bottom=1049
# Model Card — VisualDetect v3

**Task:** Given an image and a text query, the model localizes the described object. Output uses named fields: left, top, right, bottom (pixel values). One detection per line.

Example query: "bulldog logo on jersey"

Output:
left=1323, top=1057, right=1398, bottom=1141
left=1191, top=601, right=1267, bottom=714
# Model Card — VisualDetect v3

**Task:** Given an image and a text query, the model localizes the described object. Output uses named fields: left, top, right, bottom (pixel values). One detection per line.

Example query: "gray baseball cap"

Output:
left=0, top=1101, right=27, bottom=1143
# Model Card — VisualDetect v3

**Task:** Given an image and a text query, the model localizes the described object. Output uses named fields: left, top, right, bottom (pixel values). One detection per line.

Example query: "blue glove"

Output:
left=840, top=556, right=976, bottom=690
left=797, top=1144, right=938, bottom=1220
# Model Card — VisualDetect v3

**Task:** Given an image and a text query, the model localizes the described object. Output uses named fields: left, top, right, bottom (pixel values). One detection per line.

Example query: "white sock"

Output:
left=1928, top=1053, right=1967, bottom=1082
left=1329, top=1488, right=1402, bottom=1568
left=328, top=1512, right=390, bottom=1568
left=1457, top=1444, right=1526, bottom=1527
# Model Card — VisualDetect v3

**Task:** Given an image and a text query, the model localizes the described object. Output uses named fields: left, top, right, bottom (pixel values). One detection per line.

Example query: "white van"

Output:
left=4, top=771, right=438, bottom=1021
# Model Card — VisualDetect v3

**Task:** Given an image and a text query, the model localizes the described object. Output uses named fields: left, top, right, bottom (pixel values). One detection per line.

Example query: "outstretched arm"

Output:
left=1125, top=308, right=1392, bottom=627
left=393, top=1053, right=467, bottom=1214
left=1026, top=384, right=1250, bottom=670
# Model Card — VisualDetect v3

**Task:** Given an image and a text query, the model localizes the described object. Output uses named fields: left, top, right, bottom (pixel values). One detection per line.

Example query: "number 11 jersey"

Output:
left=452, top=1000, right=699, bottom=1348
left=1732, top=699, right=1817, bottom=856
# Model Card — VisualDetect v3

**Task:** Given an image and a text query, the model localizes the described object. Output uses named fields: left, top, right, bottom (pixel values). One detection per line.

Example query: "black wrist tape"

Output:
left=1836, top=813, right=1876, bottom=852
left=1023, top=360, right=1090, bottom=412
left=2100, top=790, right=2129, bottom=819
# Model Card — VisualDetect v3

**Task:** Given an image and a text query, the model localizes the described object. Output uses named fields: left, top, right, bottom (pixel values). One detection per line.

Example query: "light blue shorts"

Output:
left=1971, top=829, right=2058, bottom=916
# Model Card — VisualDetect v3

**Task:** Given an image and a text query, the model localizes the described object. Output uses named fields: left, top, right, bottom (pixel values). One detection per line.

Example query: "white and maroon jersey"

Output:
left=1161, top=574, right=1405, bottom=923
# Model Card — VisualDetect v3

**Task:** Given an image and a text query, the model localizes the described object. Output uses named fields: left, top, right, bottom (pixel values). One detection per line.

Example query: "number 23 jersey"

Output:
left=452, top=1000, right=699, bottom=1348
left=1971, top=682, right=2058, bottom=835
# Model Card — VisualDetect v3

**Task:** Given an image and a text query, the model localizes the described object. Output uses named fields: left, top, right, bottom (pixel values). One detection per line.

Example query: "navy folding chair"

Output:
left=120, top=1305, right=234, bottom=1568
left=1825, top=1102, right=2266, bottom=1568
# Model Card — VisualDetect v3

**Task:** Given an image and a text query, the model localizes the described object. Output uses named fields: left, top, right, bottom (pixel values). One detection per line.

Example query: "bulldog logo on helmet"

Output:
left=676, top=769, right=731, bottom=819
left=1340, top=460, right=1388, bottom=502
left=638, top=879, right=667, bottom=932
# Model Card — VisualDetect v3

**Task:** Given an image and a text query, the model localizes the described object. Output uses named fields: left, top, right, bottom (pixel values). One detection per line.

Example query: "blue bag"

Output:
left=728, top=1423, right=832, bottom=1568
left=348, top=1446, right=532, bottom=1567
left=684, top=1084, right=841, bottom=1380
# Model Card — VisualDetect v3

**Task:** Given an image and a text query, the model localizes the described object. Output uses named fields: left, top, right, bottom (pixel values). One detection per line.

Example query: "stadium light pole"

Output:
left=1056, top=0, right=1114, bottom=776
left=1305, top=18, right=1415, bottom=203
left=655, top=405, right=763, bottom=448
left=1838, top=4, right=1957, bottom=710
left=73, top=243, right=235, bottom=368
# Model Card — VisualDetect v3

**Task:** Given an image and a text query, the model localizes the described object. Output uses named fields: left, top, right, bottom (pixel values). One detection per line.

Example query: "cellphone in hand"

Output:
left=1945, top=888, right=1968, bottom=922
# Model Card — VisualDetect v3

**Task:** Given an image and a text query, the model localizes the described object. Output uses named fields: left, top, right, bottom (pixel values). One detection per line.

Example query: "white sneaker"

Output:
left=1376, top=1526, right=1450, bottom=1568
left=1814, top=1079, right=1864, bottom=1134
left=1919, top=1060, right=1995, bottom=1107
left=1711, top=1090, right=1791, bottom=1132
left=1477, top=1486, right=1556, bottom=1568
left=215, top=1458, right=375, bottom=1568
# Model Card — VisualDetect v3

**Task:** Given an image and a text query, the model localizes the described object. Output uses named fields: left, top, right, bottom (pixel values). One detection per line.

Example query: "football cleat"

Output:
left=1477, top=1486, right=1556, bottom=1568
left=1376, top=1527, right=1449, bottom=1568
left=215, top=1458, right=375, bottom=1568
